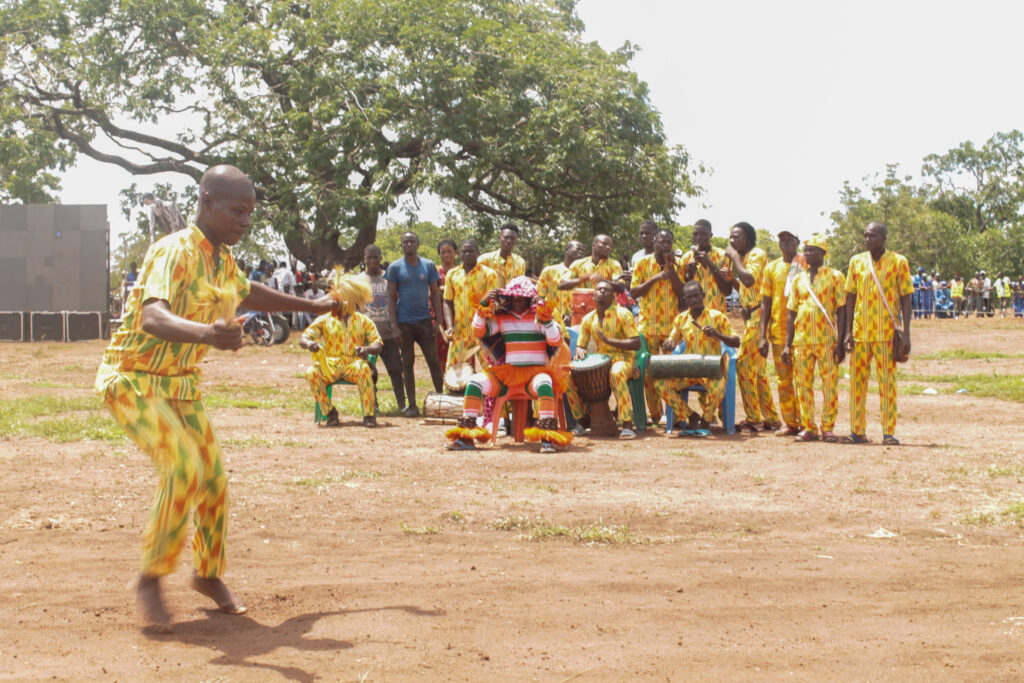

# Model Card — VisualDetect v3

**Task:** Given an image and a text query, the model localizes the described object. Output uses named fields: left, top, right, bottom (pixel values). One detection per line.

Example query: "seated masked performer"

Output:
left=656, top=281, right=740, bottom=432
left=445, top=276, right=573, bottom=453
left=300, top=274, right=383, bottom=428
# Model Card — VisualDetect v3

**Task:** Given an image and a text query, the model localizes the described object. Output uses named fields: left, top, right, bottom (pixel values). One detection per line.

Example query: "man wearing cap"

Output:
left=843, top=221, right=913, bottom=446
left=758, top=229, right=805, bottom=435
left=679, top=219, right=733, bottom=313
left=725, top=221, right=779, bottom=431
left=444, top=276, right=573, bottom=453
left=781, top=235, right=846, bottom=442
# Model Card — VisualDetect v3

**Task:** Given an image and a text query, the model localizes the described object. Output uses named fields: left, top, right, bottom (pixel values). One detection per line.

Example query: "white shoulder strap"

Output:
left=802, top=272, right=838, bottom=338
left=866, top=255, right=899, bottom=330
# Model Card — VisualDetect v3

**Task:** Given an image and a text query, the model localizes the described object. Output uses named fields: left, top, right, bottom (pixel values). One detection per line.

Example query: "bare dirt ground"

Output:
left=2, top=318, right=1024, bottom=681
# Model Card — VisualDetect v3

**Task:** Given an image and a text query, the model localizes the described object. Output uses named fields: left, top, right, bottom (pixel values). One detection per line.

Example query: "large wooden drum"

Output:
left=646, top=353, right=727, bottom=380
left=570, top=288, right=596, bottom=326
left=569, top=353, right=618, bottom=436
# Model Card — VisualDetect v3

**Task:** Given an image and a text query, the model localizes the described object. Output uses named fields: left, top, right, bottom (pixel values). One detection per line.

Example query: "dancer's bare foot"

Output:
left=137, top=573, right=173, bottom=632
left=191, top=572, right=248, bottom=614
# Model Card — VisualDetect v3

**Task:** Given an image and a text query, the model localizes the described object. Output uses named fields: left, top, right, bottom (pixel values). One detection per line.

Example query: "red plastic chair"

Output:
left=490, top=385, right=567, bottom=443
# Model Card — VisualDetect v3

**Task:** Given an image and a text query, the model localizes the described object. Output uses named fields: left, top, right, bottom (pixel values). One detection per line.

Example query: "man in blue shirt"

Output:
left=386, top=231, right=444, bottom=417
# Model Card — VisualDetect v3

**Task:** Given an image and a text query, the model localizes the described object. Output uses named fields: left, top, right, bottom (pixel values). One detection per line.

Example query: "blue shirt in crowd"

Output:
left=385, top=256, right=439, bottom=324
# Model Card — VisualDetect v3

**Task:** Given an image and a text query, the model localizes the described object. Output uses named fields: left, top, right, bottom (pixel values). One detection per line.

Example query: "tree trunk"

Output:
left=282, top=211, right=379, bottom=275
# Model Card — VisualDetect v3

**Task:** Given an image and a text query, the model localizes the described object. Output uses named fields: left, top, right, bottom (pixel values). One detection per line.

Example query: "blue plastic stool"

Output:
left=663, top=343, right=737, bottom=435
left=313, top=354, right=378, bottom=423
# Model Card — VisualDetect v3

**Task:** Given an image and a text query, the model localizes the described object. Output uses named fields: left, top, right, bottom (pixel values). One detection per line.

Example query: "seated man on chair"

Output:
left=574, top=279, right=642, bottom=439
left=445, top=276, right=573, bottom=453
left=301, top=274, right=383, bottom=428
left=656, top=281, right=740, bottom=432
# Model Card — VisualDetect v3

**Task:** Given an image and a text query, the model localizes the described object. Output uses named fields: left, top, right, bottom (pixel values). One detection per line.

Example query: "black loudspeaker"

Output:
left=67, top=312, right=107, bottom=341
left=29, top=312, right=65, bottom=341
left=0, top=312, right=23, bottom=341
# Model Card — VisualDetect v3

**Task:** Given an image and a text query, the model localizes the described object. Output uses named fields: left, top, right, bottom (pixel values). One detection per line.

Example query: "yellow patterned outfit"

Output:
left=679, top=247, right=733, bottom=313
left=304, top=311, right=382, bottom=418
left=442, top=263, right=498, bottom=368
left=632, top=254, right=686, bottom=422
left=536, top=263, right=573, bottom=324
left=95, top=225, right=249, bottom=578
left=577, top=305, right=638, bottom=423
left=787, top=268, right=844, bottom=435
left=535, top=260, right=586, bottom=421
left=569, top=256, right=623, bottom=285
left=479, top=250, right=526, bottom=287
left=845, top=251, right=913, bottom=437
left=733, top=247, right=778, bottom=425
left=761, top=256, right=805, bottom=429
left=656, top=308, right=734, bottom=423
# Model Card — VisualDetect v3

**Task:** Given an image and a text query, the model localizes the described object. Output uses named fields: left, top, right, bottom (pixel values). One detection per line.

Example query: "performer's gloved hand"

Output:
left=534, top=300, right=554, bottom=323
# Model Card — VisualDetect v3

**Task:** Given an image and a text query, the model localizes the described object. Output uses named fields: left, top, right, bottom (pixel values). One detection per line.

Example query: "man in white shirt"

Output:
left=273, top=261, right=296, bottom=294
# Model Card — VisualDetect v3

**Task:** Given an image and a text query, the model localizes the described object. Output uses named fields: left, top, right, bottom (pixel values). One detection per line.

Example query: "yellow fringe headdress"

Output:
left=195, top=282, right=240, bottom=323
left=329, top=272, right=372, bottom=316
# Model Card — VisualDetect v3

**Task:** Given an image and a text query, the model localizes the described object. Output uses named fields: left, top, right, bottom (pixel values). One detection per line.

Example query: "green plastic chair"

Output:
left=312, top=354, right=378, bottom=423
left=626, top=336, right=651, bottom=434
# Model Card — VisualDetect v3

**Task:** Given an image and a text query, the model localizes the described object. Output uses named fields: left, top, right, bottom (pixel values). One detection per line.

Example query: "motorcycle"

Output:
left=242, top=311, right=290, bottom=346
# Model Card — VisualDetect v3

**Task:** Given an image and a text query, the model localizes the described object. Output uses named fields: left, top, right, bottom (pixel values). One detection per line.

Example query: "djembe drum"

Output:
left=570, top=353, right=618, bottom=436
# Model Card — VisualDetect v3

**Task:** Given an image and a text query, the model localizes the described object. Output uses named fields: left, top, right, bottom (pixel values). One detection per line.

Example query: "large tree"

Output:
left=1, top=0, right=699, bottom=270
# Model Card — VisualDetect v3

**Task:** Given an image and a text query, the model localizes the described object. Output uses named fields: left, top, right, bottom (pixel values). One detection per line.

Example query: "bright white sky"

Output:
left=58, top=0, right=1024, bottom=246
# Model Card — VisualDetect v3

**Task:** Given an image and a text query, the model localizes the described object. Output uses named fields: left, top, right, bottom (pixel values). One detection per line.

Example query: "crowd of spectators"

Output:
left=911, top=268, right=1024, bottom=319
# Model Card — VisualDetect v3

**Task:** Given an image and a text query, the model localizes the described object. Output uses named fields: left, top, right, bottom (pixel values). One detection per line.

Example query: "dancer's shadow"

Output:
left=146, top=605, right=443, bottom=682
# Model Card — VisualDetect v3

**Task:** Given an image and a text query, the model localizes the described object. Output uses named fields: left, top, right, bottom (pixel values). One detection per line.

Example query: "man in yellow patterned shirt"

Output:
left=629, top=228, right=685, bottom=424
left=843, top=222, right=913, bottom=445
left=95, top=165, right=337, bottom=629
left=537, top=239, right=585, bottom=326
left=679, top=219, right=733, bottom=313
left=442, top=239, right=499, bottom=370
left=781, top=236, right=846, bottom=442
left=575, top=280, right=641, bottom=438
left=301, top=280, right=383, bottom=427
left=559, top=234, right=626, bottom=293
left=656, top=281, right=741, bottom=431
left=725, top=221, right=779, bottom=431
left=479, top=223, right=526, bottom=287
left=758, top=229, right=806, bottom=435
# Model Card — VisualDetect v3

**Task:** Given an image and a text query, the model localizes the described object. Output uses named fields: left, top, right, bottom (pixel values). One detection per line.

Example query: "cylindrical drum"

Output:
left=422, top=392, right=465, bottom=420
left=571, top=288, right=596, bottom=326
left=646, top=353, right=727, bottom=380
left=570, top=354, right=612, bottom=402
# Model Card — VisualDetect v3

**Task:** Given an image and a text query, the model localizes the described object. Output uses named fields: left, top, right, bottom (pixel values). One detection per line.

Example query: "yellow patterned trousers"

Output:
left=654, top=376, right=725, bottom=423
left=737, top=315, right=777, bottom=423
left=850, top=341, right=898, bottom=436
left=642, top=331, right=670, bottom=422
left=610, top=360, right=635, bottom=423
left=793, top=343, right=838, bottom=434
left=307, top=359, right=375, bottom=417
left=771, top=342, right=801, bottom=428
left=102, top=377, right=227, bottom=578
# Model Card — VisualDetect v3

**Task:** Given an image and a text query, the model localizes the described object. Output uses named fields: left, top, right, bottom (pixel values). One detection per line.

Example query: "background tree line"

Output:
left=828, top=130, right=1024, bottom=277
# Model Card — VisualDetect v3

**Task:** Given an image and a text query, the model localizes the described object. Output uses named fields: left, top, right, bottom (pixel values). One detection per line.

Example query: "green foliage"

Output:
left=830, top=131, right=1024, bottom=277
left=0, top=395, right=124, bottom=442
left=2, top=0, right=700, bottom=271
left=490, top=514, right=645, bottom=544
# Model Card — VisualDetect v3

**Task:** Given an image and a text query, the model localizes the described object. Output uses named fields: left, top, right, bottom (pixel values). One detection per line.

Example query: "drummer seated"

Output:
left=657, top=281, right=740, bottom=432
left=574, top=280, right=642, bottom=439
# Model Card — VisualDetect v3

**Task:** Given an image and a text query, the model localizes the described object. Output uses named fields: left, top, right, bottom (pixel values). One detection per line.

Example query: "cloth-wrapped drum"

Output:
left=423, top=392, right=464, bottom=420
